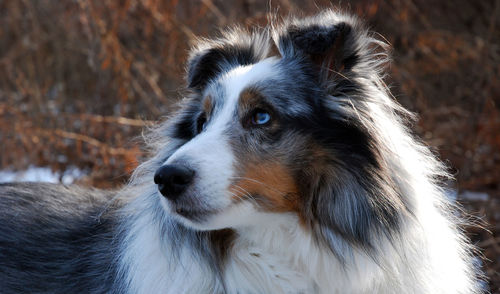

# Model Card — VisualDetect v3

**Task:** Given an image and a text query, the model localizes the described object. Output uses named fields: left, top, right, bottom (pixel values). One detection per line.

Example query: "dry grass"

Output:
left=0, top=0, right=499, bottom=290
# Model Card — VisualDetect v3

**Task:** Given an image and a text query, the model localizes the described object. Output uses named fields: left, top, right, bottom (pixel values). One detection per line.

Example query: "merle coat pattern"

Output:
left=0, top=10, right=483, bottom=294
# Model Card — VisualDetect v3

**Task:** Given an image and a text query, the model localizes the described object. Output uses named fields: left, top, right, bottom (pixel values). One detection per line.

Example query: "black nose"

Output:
left=154, top=164, right=195, bottom=200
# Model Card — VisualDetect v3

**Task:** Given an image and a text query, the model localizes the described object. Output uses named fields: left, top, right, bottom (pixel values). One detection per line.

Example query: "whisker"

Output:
left=230, top=184, right=260, bottom=207
left=229, top=176, right=289, bottom=197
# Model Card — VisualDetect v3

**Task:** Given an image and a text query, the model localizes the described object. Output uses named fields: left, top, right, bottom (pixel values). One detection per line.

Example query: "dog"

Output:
left=0, top=10, right=482, bottom=294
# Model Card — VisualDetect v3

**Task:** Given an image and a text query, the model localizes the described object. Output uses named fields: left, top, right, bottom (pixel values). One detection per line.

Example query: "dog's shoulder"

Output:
left=0, top=182, right=114, bottom=210
left=0, top=181, right=121, bottom=238
left=0, top=182, right=123, bottom=293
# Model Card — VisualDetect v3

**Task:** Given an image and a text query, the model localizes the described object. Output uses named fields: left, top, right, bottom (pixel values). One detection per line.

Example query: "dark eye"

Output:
left=196, top=114, right=207, bottom=133
left=251, top=111, right=271, bottom=126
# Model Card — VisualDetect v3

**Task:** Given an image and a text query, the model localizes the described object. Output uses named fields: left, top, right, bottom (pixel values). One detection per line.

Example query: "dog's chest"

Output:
left=223, top=242, right=319, bottom=294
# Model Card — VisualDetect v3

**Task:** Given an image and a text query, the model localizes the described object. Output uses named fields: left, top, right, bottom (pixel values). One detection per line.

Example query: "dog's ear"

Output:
left=273, top=12, right=381, bottom=84
left=186, top=30, right=270, bottom=92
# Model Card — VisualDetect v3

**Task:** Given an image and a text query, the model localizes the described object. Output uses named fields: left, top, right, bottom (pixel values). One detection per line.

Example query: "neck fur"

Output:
left=224, top=213, right=385, bottom=293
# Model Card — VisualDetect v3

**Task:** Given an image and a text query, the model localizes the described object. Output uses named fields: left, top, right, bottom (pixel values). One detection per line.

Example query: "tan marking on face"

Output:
left=203, top=95, right=213, bottom=115
left=238, top=88, right=263, bottom=112
left=229, top=161, right=300, bottom=213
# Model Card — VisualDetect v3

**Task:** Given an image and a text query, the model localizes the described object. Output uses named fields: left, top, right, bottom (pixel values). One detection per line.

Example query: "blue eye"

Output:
left=251, top=111, right=271, bottom=125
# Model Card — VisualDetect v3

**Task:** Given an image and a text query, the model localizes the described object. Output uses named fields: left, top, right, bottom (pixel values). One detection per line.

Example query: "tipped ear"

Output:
left=186, top=30, right=270, bottom=92
left=274, top=13, right=369, bottom=82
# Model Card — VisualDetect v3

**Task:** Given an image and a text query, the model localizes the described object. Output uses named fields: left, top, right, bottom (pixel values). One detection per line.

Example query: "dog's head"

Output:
left=152, top=11, right=407, bottom=251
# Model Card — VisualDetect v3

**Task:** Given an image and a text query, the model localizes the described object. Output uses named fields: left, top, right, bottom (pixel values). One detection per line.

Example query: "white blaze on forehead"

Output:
left=214, top=56, right=311, bottom=117
left=222, top=57, right=279, bottom=99
left=210, top=57, right=279, bottom=129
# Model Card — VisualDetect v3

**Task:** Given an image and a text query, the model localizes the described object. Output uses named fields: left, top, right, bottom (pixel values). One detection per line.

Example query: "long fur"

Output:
left=0, top=10, right=482, bottom=293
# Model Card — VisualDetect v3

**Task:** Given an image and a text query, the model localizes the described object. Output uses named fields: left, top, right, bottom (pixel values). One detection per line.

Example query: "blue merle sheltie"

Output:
left=0, top=10, right=483, bottom=294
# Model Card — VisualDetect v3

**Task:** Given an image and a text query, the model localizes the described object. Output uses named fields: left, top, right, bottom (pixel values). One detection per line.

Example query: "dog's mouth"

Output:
left=172, top=205, right=219, bottom=222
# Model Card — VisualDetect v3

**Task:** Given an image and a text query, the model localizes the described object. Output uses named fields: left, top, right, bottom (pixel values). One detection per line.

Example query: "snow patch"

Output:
left=444, top=188, right=458, bottom=202
left=459, top=190, right=489, bottom=202
left=0, top=166, right=86, bottom=184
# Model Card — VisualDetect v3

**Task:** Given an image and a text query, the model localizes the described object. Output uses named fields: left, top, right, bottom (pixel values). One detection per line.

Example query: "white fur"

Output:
left=121, top=211, right=219, bottom=293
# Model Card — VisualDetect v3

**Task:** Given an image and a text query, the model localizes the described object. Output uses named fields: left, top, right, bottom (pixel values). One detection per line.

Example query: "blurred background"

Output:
left=0, top=0, right=498, bottom=291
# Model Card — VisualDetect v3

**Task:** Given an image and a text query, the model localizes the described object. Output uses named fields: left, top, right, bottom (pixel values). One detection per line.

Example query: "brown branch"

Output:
left=26, top=127, right=137, bottom=156
left=0, top=103, right=155, bottom=127
left=63, top=112, right=156, bottom=127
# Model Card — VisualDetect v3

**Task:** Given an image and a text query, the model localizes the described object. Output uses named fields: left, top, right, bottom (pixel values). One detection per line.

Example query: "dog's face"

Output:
left=160, top=57, right=321, bottom=230
left=153, top=13, right=405, bottom=249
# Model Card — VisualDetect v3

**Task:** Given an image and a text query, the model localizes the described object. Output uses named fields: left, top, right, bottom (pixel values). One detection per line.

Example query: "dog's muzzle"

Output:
left=154, top=164, right=195, bottom=201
